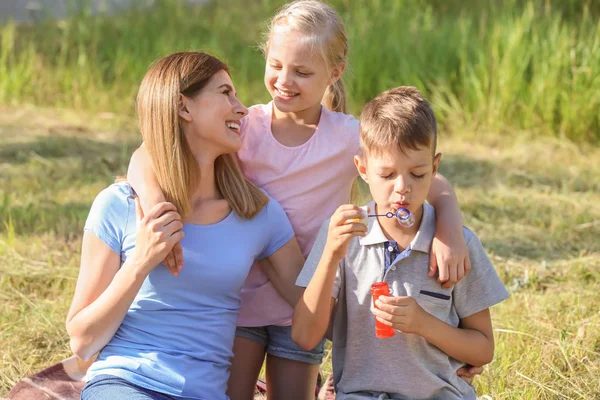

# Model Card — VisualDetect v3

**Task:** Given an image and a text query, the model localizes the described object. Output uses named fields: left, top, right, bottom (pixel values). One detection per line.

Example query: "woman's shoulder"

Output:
left=88, top=181, right=134, bottom=220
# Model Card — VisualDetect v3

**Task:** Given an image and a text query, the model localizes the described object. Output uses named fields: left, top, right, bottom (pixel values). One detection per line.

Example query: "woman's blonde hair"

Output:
left=136, top=52, right=268, bottom=219
left=263, top=0, right=349, bottom=113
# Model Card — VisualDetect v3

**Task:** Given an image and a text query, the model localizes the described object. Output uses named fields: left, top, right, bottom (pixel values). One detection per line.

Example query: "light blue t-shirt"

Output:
left=84, top=182, right=294, bottom=400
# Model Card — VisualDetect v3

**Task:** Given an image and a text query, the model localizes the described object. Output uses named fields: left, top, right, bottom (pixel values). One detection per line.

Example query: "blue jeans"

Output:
left=81, top=374, right=177, bottom=400
left=236, top=325, right=326, bottom=364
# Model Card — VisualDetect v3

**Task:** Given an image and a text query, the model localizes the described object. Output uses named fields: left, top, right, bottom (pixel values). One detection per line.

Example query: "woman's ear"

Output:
left=178, top=94, right=193, bottom=122
left=432, top=152, right=442, bottom=175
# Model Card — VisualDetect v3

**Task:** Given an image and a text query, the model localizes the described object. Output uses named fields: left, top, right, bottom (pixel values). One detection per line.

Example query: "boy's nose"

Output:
left=394, top=175, right=410, bottom=194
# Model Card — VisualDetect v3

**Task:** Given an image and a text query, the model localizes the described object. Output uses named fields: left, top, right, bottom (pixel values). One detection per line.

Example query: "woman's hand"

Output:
left=132, top=197, right=185, bottom=275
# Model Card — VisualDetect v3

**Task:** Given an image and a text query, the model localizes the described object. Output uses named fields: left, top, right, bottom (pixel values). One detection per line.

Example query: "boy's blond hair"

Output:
left=359, top=86, right=437, bottom=157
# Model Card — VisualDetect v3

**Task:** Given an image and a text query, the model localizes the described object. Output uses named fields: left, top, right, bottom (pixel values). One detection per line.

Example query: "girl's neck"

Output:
left=272, top=102, right=322, bottom=127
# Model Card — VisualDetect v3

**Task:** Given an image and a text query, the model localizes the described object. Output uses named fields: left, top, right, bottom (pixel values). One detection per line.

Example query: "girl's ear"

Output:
left=329, top=62, right=346, bottom=85
left=178, top=94, right=193, bottom=122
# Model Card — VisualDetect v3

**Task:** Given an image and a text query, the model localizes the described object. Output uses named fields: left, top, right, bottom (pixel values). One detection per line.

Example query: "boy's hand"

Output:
left=324, top=205, right=368, bottom=261
left=372, top=295, right=429, bottom=335
left=457, top=365, right=484, bottom=385
left=429, top=230, right=471, bottom=288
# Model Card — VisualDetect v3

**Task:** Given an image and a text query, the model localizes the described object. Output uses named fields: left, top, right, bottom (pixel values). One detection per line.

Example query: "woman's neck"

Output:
left=190, top=156, right=220, bottom=203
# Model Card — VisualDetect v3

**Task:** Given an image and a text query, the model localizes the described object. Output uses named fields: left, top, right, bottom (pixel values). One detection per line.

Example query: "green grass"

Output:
left=1, top=0, right=600, bottom=142
left=1, top=108, right=599, bottom=399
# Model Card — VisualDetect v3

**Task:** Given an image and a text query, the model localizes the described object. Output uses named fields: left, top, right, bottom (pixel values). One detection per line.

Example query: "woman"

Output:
left=66, top=52, right=305, bottom=400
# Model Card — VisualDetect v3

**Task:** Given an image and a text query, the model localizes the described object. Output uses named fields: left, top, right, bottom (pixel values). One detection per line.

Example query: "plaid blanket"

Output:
left=8, top=356, right=92, bottom=400
left=6, top=356, right=323, bottom=400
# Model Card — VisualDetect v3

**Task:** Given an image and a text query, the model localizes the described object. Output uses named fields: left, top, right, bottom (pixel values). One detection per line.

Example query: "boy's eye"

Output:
left=411, top=173, right=426, bottom=179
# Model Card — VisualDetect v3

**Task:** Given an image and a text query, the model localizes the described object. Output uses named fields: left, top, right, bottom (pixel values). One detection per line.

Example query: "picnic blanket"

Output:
left=6, top=356, right=332, bottom=400
left=7, top=356, right=92, bottom=400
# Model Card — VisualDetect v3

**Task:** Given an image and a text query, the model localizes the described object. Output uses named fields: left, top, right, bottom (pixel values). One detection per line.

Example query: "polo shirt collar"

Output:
left=359, top=201, right=436, bottom=254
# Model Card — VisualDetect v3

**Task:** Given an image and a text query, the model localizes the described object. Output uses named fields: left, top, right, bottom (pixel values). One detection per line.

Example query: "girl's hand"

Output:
left=162, top=243, right=184, bottom=276
left=429, top=230, right=471, bottom=289
left=132, top=197, right=184, bottom=275
left=456, top=365, right=484, bottom=385
left=324, top=205, right=368, bottom=261
left=372, top=295, right=429, bottom=336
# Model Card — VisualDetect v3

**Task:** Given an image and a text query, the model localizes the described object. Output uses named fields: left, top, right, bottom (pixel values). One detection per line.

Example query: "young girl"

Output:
left=68, top=51, right=305, bottom=400
left=128, top=1, right=476, bottom=398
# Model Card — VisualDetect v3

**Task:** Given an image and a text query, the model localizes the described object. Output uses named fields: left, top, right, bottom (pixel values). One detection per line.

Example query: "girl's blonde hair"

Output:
left=137, top=52, right=268, bottom=219
left=264, top=0, right=349, bottom=113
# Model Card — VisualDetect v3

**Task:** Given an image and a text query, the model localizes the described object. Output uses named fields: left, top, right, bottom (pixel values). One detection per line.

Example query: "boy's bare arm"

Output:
left=374, top=297, right=494, bottom=366
left=426, top=173, right=471, bottom=288
left=292, top=205, right=366, bottom=350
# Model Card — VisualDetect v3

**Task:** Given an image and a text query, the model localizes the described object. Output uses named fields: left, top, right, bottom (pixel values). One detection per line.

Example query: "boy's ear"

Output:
left=354, top=154, right=368, bottom=182
left=432, top=152, right=442, bottom=175
left=178, top=94, right=193, bottom=122
left=329, top=62, right=346, bottom=85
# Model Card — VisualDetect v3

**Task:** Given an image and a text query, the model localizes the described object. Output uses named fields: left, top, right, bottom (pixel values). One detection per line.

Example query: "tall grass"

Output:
left=0, top=0, right=598, bottom=142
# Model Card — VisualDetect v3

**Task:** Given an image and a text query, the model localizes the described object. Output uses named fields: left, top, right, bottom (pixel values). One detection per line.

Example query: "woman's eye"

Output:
left=270, top=64, right=282, bottom=70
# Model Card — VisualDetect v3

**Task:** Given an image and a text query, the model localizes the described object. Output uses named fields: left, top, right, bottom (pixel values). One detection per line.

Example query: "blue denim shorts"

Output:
left=235, top=325, right=326, bottom=365
left=82, top=374, right=176, bottom=400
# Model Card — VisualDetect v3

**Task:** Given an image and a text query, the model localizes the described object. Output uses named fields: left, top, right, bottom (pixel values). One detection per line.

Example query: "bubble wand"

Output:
left=357, top=206, right=415, bottom=228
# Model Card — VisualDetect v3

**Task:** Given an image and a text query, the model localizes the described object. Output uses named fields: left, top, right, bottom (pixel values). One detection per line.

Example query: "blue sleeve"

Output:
left=258, top=197, right=295, bottom=259
left=83, top=183, right=132, bottom=255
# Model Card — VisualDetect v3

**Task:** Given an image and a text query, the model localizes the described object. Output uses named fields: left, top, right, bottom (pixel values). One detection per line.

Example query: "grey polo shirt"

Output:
left=296, top=202, right=509, bottom=400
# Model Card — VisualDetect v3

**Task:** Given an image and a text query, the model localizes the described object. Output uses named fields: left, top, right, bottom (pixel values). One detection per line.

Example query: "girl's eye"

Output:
left=297, top=71, right=310, bottom=77
left=380, top=173, right=394, bottom=179
left=270, top=64, right=282, bottom=70
left=411, top=173, right=426, bottom=179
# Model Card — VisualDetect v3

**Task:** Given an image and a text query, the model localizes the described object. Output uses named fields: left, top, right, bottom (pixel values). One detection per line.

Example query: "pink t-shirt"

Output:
left=236, top=102, right=360, bottom=326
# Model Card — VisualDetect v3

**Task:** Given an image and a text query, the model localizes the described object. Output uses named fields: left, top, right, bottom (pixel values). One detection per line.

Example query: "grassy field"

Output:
left=1, top=0, right=599, bottom=143
left=1, top=106, right=599, bottom=399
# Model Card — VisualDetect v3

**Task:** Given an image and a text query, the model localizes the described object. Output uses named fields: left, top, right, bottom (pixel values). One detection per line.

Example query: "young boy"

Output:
left=292, top=87, right=508, bottom=400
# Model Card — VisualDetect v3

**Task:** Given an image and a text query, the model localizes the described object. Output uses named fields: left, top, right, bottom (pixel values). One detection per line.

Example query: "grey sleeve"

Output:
left=296, top=219, right=343, bottom=299
left=453, top=228, right=509, bottom=318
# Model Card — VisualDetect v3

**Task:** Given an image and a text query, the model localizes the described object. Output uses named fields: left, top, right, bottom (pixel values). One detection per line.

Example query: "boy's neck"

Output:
left=376, top=202, right=425, bottom=249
